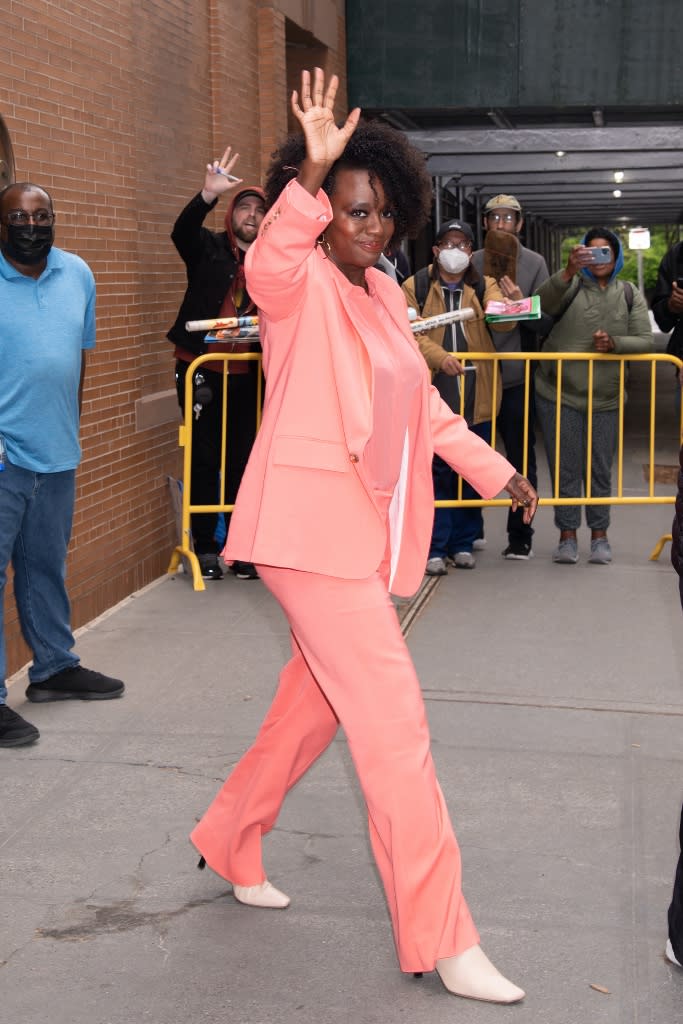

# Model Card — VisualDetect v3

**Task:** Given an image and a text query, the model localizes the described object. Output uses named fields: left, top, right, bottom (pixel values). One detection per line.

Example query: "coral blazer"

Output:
left=224, top=181, right=514, bottom=597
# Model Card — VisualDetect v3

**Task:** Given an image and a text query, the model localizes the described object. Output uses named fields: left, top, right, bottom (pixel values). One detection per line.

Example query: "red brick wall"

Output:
left=1, top=0, right=347, bottom=678
left=258, top=6, right=288, bottom=177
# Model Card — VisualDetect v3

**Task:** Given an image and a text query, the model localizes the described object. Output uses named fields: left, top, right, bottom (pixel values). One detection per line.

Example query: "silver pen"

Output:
left=214, top=167, right=241, bottom=183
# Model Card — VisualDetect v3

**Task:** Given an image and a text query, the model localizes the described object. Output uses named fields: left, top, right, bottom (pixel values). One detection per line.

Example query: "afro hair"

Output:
left=264, top=119, right=432, bottom=243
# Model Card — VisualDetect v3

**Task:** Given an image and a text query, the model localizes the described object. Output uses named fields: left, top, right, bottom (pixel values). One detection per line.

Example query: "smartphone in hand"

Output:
left=584, top=246, right=613, bottom=264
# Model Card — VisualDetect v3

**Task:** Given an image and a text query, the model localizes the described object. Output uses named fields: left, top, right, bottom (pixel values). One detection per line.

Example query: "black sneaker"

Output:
left=26, top=665, right=125, bottom=703
left=502, top=540, right=533, bottom=560
left=0, top=705, right=40, bottom=747
left=231, top=561, right=259, bottom=580
left=198, top=553, right=224, bottom=580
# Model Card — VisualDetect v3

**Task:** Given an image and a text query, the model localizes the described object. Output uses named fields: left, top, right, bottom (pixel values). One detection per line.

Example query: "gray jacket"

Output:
left=471, top=243, right=549, bottom=388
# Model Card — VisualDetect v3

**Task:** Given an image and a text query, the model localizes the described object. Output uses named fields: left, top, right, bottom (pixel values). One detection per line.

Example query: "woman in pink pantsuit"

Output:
left=191, top=69, right=537, bottom=1005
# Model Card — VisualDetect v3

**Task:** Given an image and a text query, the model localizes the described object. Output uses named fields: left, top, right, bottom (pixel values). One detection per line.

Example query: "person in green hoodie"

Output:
left=534, top=227, right=653, bottom=565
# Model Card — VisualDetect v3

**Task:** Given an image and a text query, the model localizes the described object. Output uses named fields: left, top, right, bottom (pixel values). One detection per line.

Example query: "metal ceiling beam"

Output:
left=404, top=125, right=683, bottom=153
left=413, top=124, right=683, bottom=226
left=448, top=170, right=682, bottom=186
left=426, top=151, right=681, bottom=174
left=462, top=184, right=683, bottom=198
left=523, top=206, right=676, bottom=217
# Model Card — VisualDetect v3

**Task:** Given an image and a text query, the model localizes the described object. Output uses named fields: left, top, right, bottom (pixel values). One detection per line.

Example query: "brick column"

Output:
left=206, top=0, right=261, bottom=185
left=257, top=4, right=288, bottom=181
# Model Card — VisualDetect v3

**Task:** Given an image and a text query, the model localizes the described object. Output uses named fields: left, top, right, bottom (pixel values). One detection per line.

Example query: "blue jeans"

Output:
left=0, top=460, right=79, bottom=701
left=429, top=421, right=492, bottom=558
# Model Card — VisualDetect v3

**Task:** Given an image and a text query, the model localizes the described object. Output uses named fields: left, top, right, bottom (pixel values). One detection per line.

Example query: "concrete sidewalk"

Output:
left=2, top=364, right=682, bottom=1023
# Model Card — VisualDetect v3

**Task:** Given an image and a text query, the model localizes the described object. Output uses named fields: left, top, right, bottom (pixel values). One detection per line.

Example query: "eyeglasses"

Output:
left=2, top=210, right=55, bottom=226
left=487, top=212, right=517, bottom=224
left=439, top=240, right=472, bottom=252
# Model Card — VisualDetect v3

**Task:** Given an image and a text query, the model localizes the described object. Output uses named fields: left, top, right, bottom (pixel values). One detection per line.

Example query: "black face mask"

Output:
left=1, top=223, right=54, bottom=265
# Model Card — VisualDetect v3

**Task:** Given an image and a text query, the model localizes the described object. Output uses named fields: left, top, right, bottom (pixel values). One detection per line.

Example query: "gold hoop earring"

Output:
left=318, top=233, right=332, bottom=257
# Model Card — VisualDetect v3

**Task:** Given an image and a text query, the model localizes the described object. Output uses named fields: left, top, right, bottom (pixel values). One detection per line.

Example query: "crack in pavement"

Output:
left=2, top=757, right=231, bottom=780
left=0, top=932, right=37, bottom=969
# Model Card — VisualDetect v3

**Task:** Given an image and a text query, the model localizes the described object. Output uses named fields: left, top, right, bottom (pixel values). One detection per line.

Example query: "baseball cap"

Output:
left=484, top=194, right=522, bottom=213
left=435, top=220, right=475, bottom=244
left=234, top=186, right=265, bottom=203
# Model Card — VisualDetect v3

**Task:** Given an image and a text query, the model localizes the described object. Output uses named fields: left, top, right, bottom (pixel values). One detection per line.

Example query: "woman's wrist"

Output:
left=297, top=157, right=332, bottom=197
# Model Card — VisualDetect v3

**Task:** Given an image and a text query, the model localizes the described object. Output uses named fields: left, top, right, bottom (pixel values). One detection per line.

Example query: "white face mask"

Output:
left=438, top=247, right=470, bottom=275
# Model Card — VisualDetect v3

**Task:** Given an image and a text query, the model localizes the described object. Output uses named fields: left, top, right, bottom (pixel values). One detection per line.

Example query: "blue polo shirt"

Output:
left=0, top=246, right=96, bottom=472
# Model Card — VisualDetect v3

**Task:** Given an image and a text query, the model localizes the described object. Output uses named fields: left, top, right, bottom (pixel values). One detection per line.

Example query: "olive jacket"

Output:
left=535, top=271, right=653, bottom=411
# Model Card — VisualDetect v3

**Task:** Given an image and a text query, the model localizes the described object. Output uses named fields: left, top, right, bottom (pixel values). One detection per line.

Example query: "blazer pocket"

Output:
left=272, top=435, right=350, bottom=473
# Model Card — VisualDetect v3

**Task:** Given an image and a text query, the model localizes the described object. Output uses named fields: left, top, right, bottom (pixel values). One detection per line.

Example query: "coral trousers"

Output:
left=190, top=532, right=479, bottom=972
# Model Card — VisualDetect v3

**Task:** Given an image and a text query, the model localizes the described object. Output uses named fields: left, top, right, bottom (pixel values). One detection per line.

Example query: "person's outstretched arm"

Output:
left=171, top=145, right=244, bottom=266
left=245, top=68, right=360, bottom=320
left=428, top=385, right=538, bottom=522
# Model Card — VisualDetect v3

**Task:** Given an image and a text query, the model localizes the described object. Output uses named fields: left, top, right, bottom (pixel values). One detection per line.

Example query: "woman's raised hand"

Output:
left=292, top=68, right=360, bottom=169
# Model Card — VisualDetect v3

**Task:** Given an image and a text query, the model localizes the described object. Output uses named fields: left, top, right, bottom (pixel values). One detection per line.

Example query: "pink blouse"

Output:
left=336, top=272, right=423, bottom=493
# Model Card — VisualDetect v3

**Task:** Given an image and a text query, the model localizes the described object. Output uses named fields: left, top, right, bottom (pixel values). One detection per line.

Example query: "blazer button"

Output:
left=349, top=453, right=359, bottom=463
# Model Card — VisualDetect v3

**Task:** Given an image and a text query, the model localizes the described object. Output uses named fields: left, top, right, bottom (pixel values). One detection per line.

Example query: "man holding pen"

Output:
left=167, top=146, right=266, bottom=581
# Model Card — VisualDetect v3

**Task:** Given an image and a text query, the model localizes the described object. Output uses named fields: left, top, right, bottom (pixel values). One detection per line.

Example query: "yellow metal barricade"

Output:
left=435, top=351, right=682, bottom=559
left=167, top=352, right=262, bottom=591
left=169, top=350, right=682, bottom=590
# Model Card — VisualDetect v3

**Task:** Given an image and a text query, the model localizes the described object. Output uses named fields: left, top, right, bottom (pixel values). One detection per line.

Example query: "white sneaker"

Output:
left=426, top=557, right=448, bottom=576
left=666, top=938, right=682, bottom=967
left=473, top=537, right=487, bottom=551
left=452, top=551, right=476, bottom=569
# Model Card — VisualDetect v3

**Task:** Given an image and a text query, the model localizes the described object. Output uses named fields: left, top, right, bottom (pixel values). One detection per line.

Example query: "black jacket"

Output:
left=166, top=193, right=241, bottom=357
left=652, top=242, right=683, bottom=359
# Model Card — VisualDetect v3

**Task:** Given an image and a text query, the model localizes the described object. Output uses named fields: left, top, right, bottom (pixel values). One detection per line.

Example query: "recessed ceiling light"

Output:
left=613, top=170, right=624, bottom=183
left=612, top=189, right=622, bottom=198
left=555, top=150, right=565, bottom=157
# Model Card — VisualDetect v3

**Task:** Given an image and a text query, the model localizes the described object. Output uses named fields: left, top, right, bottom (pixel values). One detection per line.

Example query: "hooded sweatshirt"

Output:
left=167, top=185, right=265, bottom=360
left=534, top=230, right=653, bottom=411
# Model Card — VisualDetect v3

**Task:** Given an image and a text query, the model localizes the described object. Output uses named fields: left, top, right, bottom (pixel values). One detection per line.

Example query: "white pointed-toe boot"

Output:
left=232, top=880, right=290, bottom=909
left=666, top=939, right=682, bottom=967
left=435, top=945, right=525, bottom=1004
